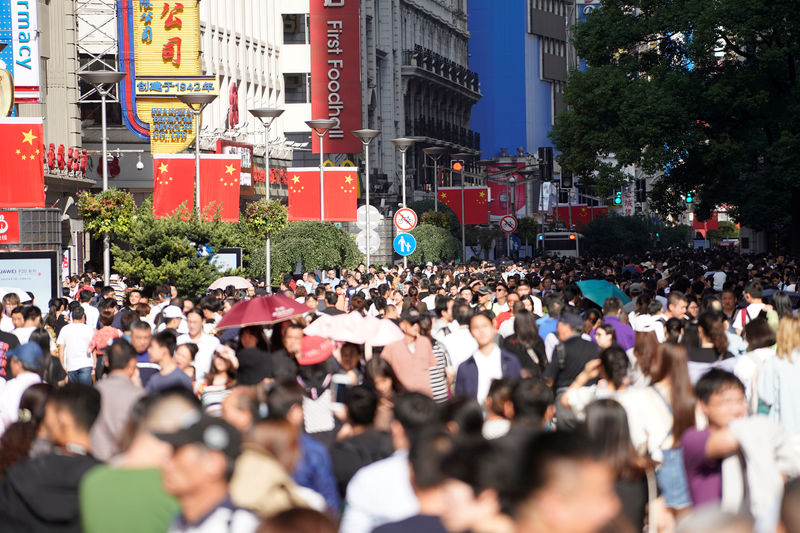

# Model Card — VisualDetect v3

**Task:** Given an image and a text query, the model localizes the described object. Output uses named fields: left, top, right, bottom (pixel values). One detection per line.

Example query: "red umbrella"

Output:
left=216, top=294, right=313, bottom=330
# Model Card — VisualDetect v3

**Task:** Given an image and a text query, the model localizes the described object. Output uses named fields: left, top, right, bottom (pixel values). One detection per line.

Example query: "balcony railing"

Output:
left=402, top=45, right=481, bottom=94
left=407, top=117, right=480, bottom=151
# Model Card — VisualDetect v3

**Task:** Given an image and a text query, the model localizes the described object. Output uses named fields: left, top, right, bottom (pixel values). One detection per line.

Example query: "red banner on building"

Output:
left=287, top=167, right=358, bottom=222
left=200, top=155, right=241, bottom=223
left=0, top=118, right=45, bottom=208
left=551, top=205, right=608, bottom=229
left=487, top=163, right=528, bottom=221
left=153, top=154, right=195, bottom=218
left=438, top=187, right=490, bottom=225
left=0, top=211, right=20, bottom=243
left=309, top=0, right=361, bottom=154
left=693, top=211, right=719, bottom=231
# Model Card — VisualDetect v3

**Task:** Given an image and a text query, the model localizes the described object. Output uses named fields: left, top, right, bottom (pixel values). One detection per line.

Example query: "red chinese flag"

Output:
left=287, top=167, right=358, bottom=222
left=438, top=187, right=489, bottom=225
left=200, top=155, right=241, bottom=222
left=153, top=154, right=195, bottom=218
left=0, top=118, right=45, bottom=208
left=693, top=211, right=719, bottom=231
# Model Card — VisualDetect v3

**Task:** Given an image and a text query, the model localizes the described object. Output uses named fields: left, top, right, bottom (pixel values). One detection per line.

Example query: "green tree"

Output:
left=111, top=200, right=248, bottom=297
left=270, top=222, right=363, bottom=281
left=407, top=224, right=461, bottom=263
left=580, top=215, right=652, bottom=256
left=516, top=217, right=539, bottom=250
left=708, top=221, right=739, bottom=246
left=551, top=0, right=800, bottom=251
left=465, top=226, right=501, bottom=259
left=657, top=223, right=691, bottom=249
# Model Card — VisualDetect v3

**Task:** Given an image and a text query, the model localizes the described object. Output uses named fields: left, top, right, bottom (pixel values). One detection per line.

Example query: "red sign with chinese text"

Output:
left=309, top=0, right=362, bottom=155
left=0, top=211, right=21, bottom=243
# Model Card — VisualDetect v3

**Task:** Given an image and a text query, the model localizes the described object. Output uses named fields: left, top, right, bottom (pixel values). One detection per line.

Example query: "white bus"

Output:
left=537, top=231, right=584, bottom=257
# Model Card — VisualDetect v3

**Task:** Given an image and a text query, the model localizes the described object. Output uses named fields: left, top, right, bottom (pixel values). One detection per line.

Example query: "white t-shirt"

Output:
left=177, top=332, right=220, bottom=382
left=473, top=345, right=503, bottom=405
left=81, top=303, right=100, bottom=330
left=13, top=326, right=36, bottom=345
left=733, top=303, right=766, bottom=333
left=57, top=322, right=95, bottom=371
left=0, top=315, right=13, bottom=333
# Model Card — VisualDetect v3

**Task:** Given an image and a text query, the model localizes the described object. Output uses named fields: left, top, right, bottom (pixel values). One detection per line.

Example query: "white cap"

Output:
left=162, top=305, right=184, bottom=319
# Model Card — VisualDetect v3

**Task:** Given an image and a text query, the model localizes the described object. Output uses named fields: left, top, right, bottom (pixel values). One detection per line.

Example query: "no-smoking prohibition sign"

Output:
left=500, top=215, right=518, bottom=233
left=393, top=208, right=418, bottom=232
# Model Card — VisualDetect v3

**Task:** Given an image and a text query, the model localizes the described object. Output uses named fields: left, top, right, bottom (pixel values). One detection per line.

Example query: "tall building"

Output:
left=279, top=0, right=481, bottom=210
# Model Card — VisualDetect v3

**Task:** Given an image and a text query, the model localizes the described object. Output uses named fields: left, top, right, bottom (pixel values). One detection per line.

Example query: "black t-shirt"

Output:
left=373, top=514, right=448, bottom=533
left=501, top=335, right=545, bottom=377
left=330, top=428, right=393, bottom=497
left=543, top=336, right=601, bottom=390
left=688, top=346, right=734, bottom=363
left=616, top=476, right=647, bottom=532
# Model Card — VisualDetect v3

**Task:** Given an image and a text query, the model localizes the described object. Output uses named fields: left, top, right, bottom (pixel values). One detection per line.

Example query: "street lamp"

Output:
left=391, top=138, right=415, bottom=269
left=306, top=119, right=337, bottom=221
left=250, top=108, right=284, bottom=293
left=178, top=93, right=218, bottom=218
left=78, top=70, right=127, bottom=286
left=353, top=129, right=381, bottom=268
left=422, top=146, right=448, bottom=211
left=452, top=152, right=475, bottom=262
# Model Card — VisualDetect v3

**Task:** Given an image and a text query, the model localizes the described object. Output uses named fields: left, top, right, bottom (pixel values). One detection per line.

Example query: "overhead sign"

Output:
left=118, top=1, right=209, bottom=154
left=0, top=0, right=42, bottom=103
left=0, top=210, right=19, bottom=243
left=500, top=215, right=518, bottom=233
left=393, top=233, right=416, bottom=256
left=309, top=0, right=362, bottom=154
left=393, top=208, right=418, bottom=232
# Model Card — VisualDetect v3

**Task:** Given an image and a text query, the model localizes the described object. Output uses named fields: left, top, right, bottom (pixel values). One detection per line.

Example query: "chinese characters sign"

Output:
left=0, top=211, right=20, bottom=243
left=309, top=0, right=362, bottom=154
left=119, top=1, right=215, bottom=154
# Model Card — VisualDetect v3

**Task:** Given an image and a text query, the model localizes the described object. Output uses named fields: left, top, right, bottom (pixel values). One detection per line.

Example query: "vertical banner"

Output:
left=0, top=0, right=42, bottom=102
left=487, top=164, right=528, bottom=221
left=0, top=117, right=45, bottom=207
left=309, top=0, right=362, bottom=154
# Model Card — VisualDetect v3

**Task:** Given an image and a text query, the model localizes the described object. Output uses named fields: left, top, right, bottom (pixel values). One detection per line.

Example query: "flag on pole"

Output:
left=437, top=186, right=490, bottom=225
left=200, top=155, right=241, bottom=222
left=0, top=118, right=45, bottom=208
left=152, top=154, right=195, bottom=218
left=287, top=167, right=358, bottom=221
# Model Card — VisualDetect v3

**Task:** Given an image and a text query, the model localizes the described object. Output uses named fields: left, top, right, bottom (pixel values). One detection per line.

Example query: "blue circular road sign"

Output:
left=393, top=233, right=417, bottom=256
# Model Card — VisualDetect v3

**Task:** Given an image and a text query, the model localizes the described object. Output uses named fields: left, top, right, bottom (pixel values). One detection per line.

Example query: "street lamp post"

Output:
left=452, top=152, right=475, bottom=263
left=391, top=138, right=416, bottom=269
left=78, top=70, right=127, bottom=286
left=178, top=93, right=218, bottom=218
left=306, top=119, right=337, bottom=221
left=353, top=129, right=381, bottom=268
left=250, top=108, right=284, bottom=293
left=422, top=146, right=448, bottom=211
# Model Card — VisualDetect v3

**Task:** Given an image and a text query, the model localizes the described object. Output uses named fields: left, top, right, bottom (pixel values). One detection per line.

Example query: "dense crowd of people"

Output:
left=1, top=249, right=800, bottom=533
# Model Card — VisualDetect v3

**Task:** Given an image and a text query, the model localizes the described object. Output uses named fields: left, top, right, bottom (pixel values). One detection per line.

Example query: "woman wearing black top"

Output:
left=584, top=399, right=651, bottom=533
left=501, top=309, right=546, bottom=378
left=686, top=311, right=736, bottom=384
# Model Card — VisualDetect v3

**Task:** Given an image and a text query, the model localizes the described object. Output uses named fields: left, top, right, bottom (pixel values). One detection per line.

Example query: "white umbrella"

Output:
left=304, top=311, right=404, bottom=346
left=0, top=287, right=31, bottom=303
left=209, top=276, right=253, bottom=291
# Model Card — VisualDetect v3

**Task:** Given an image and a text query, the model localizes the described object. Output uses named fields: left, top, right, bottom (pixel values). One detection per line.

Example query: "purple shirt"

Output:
left=681, top=427, right=722, bottom=506
left=591, top=315, right=635, bottom=351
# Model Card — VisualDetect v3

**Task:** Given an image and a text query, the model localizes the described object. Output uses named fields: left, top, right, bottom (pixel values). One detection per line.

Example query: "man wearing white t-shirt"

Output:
left=57, top=306, right=96, bottom=385
left=13, top=305, right=42, bottom=345
left=733, top=281, right=766, bottom=335
left=177, top=309, right=220, bottom=382
left=79, top=290, right=100, bottom=330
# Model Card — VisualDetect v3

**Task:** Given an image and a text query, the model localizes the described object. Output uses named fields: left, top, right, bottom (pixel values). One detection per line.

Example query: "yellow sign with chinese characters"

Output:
left=131, top=0, right=204, bottom=154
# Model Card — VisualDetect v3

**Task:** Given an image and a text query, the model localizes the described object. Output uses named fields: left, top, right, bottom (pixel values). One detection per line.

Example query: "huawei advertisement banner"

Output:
left=0, top=251, right=59, bottom=306
left=487, top=164, right=528, bottom=221
left=309, top=0, right=362, bottom=154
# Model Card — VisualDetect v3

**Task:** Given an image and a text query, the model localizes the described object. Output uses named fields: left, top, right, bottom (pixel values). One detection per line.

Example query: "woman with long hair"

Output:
left=584, top=399, right=652, bottom=532
left=365, top=356, right=404, bottom=431
left=417, top=314, right=451, bottom=403
left=687, top=311, right=736, bottom=384
left=562, top=346, right=631, bottom=418
left=43, top=298, right=68, bottom=338
left=758, top=316, right=800, bottom=433
left=619, top=342, right=695, bottom=515
left=29, top=328, right=67, bottom=386
left=501, top=309, right=546, bottom=377
left=0, top=383, right=52, bottom=480
left=767, top=291, right=794, bottom=331
left=196, top=347, right=238, bottom=416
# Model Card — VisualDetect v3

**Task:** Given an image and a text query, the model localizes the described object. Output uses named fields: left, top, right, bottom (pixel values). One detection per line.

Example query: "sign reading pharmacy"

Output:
left=118, top=1, right=218, bottom=154
left=0, top=0, right=42, bottom=103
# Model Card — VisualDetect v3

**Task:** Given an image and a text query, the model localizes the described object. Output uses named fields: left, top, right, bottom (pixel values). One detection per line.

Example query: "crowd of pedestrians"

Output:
left=0, top=249, right=799, bottom=533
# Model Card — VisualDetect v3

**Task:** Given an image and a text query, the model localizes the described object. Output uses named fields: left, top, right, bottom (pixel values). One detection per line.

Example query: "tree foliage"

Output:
left=270, top=222, right=363, bottom=281
left=551, top=0, right=800, bottom=246
left=581, top=215, right=653, bottom=256
left=516, top=217, right=540, bottom=243
left=408, top=224, right=461, bottom=263
left=244, top=199, right=288, bottom=238
left=466, top=226, right=501, bottom=259
left=76, top=188, right=137, bottom=237
left=708, top=221, right=739, bottom=245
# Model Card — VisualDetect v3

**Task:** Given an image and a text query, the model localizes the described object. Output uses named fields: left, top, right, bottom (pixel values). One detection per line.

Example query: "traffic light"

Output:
left=561, top=170, right=573, bottom=189
left=538, top=147, right=553, bottom=182
left=451, top=159, right=464, bottom=172
left=685, top=191, right=694, bottom=204
left=614, top=190, right=622, bottom=205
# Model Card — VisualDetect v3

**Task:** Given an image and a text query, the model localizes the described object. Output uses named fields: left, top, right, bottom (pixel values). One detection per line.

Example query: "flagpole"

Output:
left=306, top=120, right=337, bottom=223
left=178, top=94, right=218, bottom=220
left=354, top=129, right=381, bottom=268
left=453, top=153, right=474, bottom=262
left=391, top=138, right=416, bottom=270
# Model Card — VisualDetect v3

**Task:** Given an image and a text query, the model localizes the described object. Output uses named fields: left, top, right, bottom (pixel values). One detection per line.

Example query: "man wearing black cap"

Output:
left=157, top=414, right=259, bottom=532
left=543, top=313, right=600, bottom=430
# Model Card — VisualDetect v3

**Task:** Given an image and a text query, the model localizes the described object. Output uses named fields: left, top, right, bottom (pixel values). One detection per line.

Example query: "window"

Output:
left=283, top=14, right=307, bottom=45
left=284, top=73, right=309, bottom=103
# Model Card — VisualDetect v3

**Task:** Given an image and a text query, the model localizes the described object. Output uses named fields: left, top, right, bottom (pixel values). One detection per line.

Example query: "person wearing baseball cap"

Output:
left=157, top=305, right=184, bottom=333
left=157, top=414, right=259, bottom=532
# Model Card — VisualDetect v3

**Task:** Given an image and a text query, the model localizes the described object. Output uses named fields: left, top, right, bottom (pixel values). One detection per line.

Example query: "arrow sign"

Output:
left=393, top=208, right=418, bottom=232
left=500, top=215, right=518, bottom=233
left=393, top=233, right=417, bottom=256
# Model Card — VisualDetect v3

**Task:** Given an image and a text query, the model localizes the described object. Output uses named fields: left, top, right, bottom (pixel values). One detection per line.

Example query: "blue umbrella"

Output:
left=576, top=280, right=631, bottom=307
